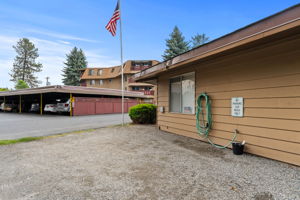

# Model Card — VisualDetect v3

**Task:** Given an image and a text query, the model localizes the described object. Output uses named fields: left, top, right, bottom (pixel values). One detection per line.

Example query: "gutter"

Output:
left=0, top=85, right=150, bottom=99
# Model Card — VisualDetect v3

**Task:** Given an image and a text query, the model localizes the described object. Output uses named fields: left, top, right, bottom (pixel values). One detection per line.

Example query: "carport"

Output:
left=0, top=85, right=151, bottom=116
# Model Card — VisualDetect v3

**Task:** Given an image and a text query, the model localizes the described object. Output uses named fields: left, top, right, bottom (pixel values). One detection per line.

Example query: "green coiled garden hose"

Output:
left=196, top=93, right=237, bottom=149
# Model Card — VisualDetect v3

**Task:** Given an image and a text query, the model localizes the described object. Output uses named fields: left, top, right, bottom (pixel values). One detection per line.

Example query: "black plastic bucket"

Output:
left=232, top=142, right=244, bottom=155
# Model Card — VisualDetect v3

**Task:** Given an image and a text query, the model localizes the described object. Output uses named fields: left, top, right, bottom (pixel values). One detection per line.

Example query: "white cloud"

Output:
left=0, top=35, right=66, bottom=88
left=26, top=28, right=100, bottom=43
left=58, top=40, right=71, bottom=45
left=0, top=33, right=120, bottom=89
left=0, top=35, right=18, bottom=88
left=85, top=50, right=119, bottom=67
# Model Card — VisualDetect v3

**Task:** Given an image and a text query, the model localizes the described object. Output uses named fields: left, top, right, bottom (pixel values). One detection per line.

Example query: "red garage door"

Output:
left=73, top=97, right=139, bottom=116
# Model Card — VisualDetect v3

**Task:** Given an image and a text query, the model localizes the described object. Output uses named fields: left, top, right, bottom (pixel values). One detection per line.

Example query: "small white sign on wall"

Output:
left=231, top=97, right=244, bottom=117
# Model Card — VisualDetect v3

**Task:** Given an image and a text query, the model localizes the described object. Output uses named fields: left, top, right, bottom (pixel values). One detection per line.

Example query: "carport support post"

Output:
left=3, top=96, right=5, bottom=113
left=19, top=95, right=22, bottom=113
left=70, top=93, right=73, bottom=117
left=40, top=93, right=43, bottom=115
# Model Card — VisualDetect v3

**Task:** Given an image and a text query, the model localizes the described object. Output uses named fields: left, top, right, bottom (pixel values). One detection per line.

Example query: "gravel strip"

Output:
left=0, top=125, right=299, bottom=200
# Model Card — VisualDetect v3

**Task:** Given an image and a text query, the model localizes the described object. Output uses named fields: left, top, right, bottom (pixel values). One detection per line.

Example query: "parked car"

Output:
left=30, top=103, right=40, bottom=112
left=44, top=104, right=57, bottom=113
left=0, top=103, right=18, bottom=112
left=56, top=99, right=71, bottom=113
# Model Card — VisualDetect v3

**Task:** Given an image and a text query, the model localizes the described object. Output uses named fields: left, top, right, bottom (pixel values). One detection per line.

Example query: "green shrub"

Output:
left=129, top=104, right=157, bottom=124
left=0, top=88, right=9, bottom=92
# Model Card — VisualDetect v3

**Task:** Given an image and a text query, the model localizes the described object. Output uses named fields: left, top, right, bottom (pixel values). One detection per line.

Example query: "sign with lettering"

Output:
left=231, top=97, right=244, bottom=117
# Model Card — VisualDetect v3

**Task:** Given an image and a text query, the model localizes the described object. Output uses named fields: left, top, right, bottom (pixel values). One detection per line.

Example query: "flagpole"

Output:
left=119, top=0, right=124, bottom=126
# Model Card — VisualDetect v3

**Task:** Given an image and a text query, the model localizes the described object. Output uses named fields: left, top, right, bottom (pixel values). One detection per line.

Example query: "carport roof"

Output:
left=0, top=85, right=151, bottom=98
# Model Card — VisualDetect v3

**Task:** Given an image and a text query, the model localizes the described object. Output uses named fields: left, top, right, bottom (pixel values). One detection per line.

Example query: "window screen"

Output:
left=170, top=77, right=181, bottom=113
left=181, top=74, right=195, bottom=114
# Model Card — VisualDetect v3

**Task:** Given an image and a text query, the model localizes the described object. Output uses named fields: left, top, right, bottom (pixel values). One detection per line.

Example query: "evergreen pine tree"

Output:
left=191, top=33, right=209, bottom=48
left=62, top=47, right=88, bottom=86
left=162, top=26, right=190, bottom=60
left=10, top=38, right=43, bottom=88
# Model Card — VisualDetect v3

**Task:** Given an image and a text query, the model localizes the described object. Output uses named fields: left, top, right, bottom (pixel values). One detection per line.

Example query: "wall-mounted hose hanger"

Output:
left=196, top=93, right=237, bottom=149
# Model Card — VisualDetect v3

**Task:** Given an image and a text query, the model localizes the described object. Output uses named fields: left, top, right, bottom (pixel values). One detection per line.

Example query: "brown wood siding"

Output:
left=157, top=35, right=300, bottom=166
left=85, top=78, right=121, bottom=89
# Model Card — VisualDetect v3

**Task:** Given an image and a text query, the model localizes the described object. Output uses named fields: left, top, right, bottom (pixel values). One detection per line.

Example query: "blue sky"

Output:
left=0, top=0, right=299, bottom=88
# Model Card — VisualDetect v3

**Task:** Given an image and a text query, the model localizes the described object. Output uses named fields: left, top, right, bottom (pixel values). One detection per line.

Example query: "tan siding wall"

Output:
left=157, top=36, right=300, bottom=165
left=86, top=77, right=121, bottom=89
left=85, top=76, right=156, bottom=96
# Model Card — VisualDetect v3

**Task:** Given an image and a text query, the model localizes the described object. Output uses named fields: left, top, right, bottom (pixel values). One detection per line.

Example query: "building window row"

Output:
left=89, top=69, right=104, bottom=76
left=89, top=79, right=111, bottom=85
left=131, top=86, right=140, bottom=91
left=89, top=80, right=95, bottom=85
left=131, top=61, right=152, bottom=71
left=131, top=86, right=152, bottom=91
left=88, top=61, right=153, bottom=77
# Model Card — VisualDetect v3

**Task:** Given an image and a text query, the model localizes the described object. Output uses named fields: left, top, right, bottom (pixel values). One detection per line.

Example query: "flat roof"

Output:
left=134, top=4, right=300, bottom=81
left=0, top=85, right=152, bottom=98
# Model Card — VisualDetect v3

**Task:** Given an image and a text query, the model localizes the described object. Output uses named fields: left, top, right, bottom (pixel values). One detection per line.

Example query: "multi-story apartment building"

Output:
left=80, top=60, right=159, bottom=98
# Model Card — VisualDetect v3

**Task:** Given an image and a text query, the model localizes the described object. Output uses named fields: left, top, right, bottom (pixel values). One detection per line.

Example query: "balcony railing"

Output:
left=128, top=78, right=135, bottom=83
left=136, top=90, right=154, bottom=95
left=80, top=82, right=87, bottom=87
left=131, top=65, right=151, bottom=71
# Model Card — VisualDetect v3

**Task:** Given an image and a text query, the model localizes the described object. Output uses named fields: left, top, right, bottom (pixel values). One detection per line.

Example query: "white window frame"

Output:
left=99, top=80, right=103, bottom=85
left=89, top=69, right=94, bottom=76
left=169, top=72, right=195, bottom=114
left=90, top=80, right=95, bottom=85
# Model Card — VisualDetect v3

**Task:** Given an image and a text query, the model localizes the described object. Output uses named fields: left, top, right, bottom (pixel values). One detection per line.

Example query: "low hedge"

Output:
left=129, top=104, right=157, bottom=124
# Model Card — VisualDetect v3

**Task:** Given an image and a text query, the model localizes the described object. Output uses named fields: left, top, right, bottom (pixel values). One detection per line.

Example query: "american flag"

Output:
left=105, top=1, right=120, bottom=36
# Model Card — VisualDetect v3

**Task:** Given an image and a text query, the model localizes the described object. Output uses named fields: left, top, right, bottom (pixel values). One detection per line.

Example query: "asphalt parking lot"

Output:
left=0, top=112, right=131, bottom=140
left=0, top=125, right=299, bottom=200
